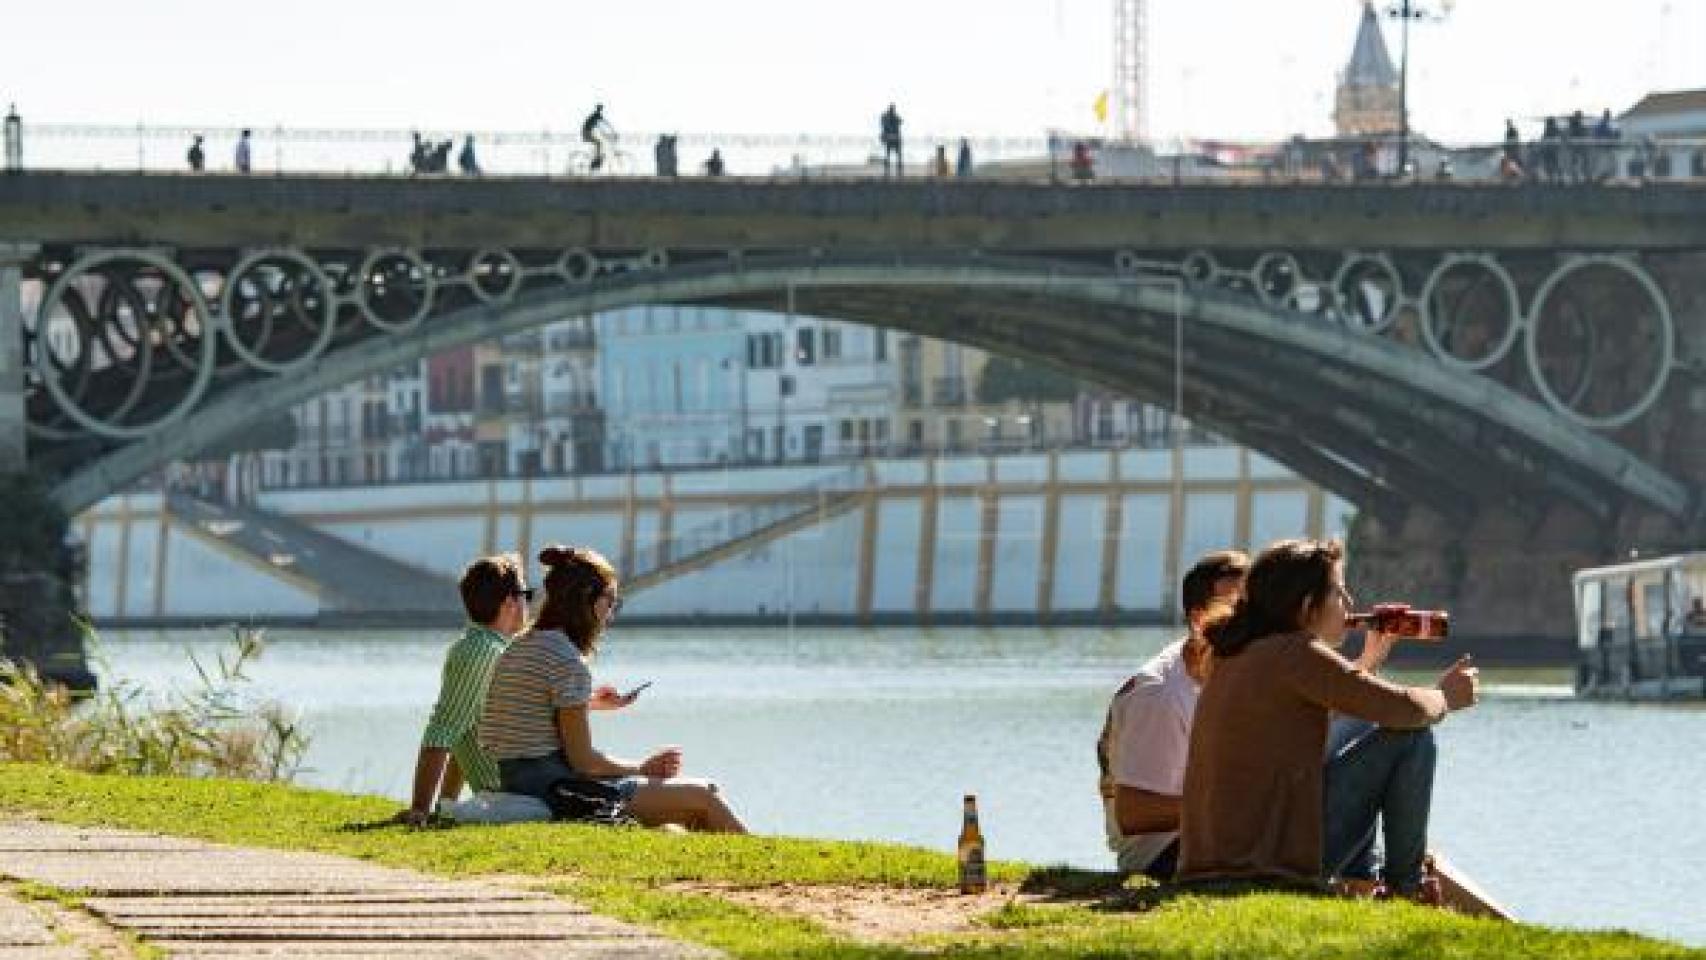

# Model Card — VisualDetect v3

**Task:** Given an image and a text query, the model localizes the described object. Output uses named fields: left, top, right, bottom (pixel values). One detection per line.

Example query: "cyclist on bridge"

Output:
left=581, top=104, right=615, bottom=172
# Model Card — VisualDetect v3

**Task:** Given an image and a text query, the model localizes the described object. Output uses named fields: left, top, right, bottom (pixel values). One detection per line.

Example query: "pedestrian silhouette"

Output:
left=654, top=135, right=679, bottom=177
left=1070, top=141, right=1094, bottom=181
left=879, top=104, right=903, bottom=177
left=234, top=129, right=252, bottom=174
left=704, top=149, right=725, bottom=177
left=187, top=135, right=205, bottom=172
left=458, top=135, right=481, bottom=176
left=955, top=138, right=973, bottom=178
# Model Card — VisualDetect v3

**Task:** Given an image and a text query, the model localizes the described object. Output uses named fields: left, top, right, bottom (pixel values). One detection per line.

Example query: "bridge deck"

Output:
left=3, top=173, right=1706, bottom=251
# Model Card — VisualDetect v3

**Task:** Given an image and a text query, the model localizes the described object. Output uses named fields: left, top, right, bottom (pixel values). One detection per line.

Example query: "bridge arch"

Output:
left=44, top=254, right=1689, bottom=528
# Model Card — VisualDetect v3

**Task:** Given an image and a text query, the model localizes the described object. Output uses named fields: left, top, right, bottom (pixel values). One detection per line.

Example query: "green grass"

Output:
left=0, top=762, right=1697, bottom=959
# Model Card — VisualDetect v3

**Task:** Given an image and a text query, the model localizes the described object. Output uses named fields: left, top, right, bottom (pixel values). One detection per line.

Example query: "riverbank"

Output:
left=89, top=615, right=1578, bottom=668
left=0, top=764, right=1693, bottom=959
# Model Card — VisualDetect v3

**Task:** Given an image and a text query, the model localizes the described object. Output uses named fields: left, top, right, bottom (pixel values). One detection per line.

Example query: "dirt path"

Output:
left=0, top=820, right=716, bottom=959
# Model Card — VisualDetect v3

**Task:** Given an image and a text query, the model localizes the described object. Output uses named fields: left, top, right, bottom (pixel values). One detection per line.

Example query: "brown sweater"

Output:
left=1176, top=631, right=1447, bottom=887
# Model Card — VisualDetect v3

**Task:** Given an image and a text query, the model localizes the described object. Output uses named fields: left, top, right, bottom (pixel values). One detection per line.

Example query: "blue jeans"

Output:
left=1322, top=718, right=1437, bottom=894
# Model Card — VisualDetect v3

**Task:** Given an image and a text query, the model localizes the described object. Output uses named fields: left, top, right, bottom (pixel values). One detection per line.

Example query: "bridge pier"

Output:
left=0, top=241, right=93, bottom=689
left=0, top=243, right=26, bottom=470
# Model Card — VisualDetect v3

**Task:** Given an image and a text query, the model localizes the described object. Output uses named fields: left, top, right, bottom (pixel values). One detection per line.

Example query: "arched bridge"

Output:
left=3, top=173, right=1704, bottom=640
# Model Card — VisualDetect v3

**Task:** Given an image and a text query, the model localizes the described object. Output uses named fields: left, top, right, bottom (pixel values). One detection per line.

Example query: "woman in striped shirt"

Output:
left=481, top=544, right=748, bottom=833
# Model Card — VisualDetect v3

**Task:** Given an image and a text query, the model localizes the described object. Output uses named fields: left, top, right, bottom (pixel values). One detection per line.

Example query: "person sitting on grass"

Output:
left=396, top=553, right=533, bottom=826
left=480, top=544, right=748, bottom=832
left=1177, top=538, right=1479, bottom=899
left=1097, top=549, right=1249, bottom=880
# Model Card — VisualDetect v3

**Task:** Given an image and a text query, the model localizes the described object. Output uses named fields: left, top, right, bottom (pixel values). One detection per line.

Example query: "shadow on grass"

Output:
left=1021, top=866, right=1334, bottom=915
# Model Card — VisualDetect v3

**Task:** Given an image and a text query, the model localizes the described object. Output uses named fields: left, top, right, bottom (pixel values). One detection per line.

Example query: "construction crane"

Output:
left=1112, top=0, right=1149, bottom=142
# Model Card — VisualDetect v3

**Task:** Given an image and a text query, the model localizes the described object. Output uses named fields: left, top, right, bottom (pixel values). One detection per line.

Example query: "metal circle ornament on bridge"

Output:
left=356, top=248, right=436, bottom=331
left=467, top=248, right=524, bottom=305
left=1524, top=254, right=1675, bottom=430
left=1332, top=253, right=1404, bottom=332
left=219, top=249, right=337, bottom=373
left=557, top=247, right=599, bottom=284
left=30, top=249, right=219, bottom=439
left=1418, top=254, right=1523, bottom=371
left=1181, top=250, right=1219, bottom=286
left=1252, top=252, right=1303, bottom=308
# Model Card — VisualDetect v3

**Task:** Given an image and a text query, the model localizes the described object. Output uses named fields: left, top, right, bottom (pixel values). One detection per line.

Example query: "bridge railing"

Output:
left=9, top=119, right=1706, bottom=184
left=10, top=122, right=1055, bottom=180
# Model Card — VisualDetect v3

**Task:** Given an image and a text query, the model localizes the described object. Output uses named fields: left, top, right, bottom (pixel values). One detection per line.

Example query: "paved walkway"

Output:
left=0, top=820, right=715, bottom=959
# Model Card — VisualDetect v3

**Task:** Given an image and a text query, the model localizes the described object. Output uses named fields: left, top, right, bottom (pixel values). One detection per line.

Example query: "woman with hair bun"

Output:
left=1176, top=538, right=1478, bottom=897
left=480, top=544, right=747, bottom=833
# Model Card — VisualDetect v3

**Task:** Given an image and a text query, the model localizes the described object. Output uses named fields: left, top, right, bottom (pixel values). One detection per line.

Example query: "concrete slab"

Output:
left=0, top=821, right=715, bottom=959
left=0, top=898, right=55, bottom=946
left=0, top=949, right=87, bottom=960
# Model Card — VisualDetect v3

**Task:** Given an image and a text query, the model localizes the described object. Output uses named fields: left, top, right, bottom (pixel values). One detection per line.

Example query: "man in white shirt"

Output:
left=1097, top=550, right=1249, bottom=878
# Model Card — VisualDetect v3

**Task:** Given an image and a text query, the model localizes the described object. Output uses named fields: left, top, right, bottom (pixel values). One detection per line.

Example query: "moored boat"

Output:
left=1571, top=553, right=1706, bottom=700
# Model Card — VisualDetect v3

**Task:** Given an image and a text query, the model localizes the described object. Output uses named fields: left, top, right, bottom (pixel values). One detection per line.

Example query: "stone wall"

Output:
left=0, top=473, right=93, bottom=688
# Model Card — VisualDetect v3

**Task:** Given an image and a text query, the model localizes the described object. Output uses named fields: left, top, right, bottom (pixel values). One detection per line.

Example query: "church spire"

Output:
left=1344, top=1, right=1399, bottom=89
left=1334, top=1, right=1402, bottom=136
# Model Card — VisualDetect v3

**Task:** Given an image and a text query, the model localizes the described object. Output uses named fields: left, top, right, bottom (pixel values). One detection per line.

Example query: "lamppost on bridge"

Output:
left=1386, top=0, right=1452, bottom=179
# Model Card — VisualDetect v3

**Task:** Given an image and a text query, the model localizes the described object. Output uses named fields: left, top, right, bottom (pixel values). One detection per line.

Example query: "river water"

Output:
left=96, top=626, right=1705, bottom=946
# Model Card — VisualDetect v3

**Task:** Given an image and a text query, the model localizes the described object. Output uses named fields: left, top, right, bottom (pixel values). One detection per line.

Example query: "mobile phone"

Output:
left=624, top=681, right=653, bottom=700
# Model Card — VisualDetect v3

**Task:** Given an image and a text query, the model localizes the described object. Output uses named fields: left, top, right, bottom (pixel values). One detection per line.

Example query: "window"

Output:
left=946, top=419, right=963, bottom=451
left=840, top=420, right=854, bottom=442
left=796, top=327, right=815, bottom=365
left=822, top=327, right=842, bottom=361
left=747, top=332, right=784, bottom=369
left=875, top=420, right=889, bottom=444
left=909, top=419, right=924, bottom=447
left=874, top=329, right=888, bottom=363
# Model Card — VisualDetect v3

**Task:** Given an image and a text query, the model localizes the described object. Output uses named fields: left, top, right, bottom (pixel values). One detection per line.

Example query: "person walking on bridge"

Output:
left=186, top=135, right=205, bottom=173
left=234, top=129, right=252, bottom=174
left=879, top=104, right=904, bottom=177
left=458, top=135, right=481, bottom=176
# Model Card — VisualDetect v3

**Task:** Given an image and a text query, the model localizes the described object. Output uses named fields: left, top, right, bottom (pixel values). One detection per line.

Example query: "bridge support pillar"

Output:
left=0, top=242, right=92, bottom=688
left=0, top=242, right=31, bottom=472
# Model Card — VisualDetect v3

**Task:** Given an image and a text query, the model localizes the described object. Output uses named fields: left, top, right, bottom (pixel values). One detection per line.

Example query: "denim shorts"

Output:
left=497, top=752, right=642, bottom=803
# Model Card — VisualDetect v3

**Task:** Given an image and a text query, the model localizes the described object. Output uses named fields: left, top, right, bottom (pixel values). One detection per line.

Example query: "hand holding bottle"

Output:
left=640, top=746, right=682, bottom=779
left=1438, top=655, right=1480, bottom=711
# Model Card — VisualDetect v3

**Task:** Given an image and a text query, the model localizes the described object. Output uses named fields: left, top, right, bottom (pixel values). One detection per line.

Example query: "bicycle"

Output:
left=566, top=134, right=635, bottom=176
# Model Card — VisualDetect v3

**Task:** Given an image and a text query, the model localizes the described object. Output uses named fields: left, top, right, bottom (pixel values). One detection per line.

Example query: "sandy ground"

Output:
left=668, top=881, right=1077, bottom=943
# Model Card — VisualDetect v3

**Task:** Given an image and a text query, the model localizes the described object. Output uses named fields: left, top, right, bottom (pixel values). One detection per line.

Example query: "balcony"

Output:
left=545, top=391, right=599, bottom=415
left=500, top=331, right=543, bottom=353
left=546, top=330, right=597, bottom=352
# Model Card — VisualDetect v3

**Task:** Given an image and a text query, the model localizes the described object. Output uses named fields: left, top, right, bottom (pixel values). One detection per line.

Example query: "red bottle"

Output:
left=1344, top=603, right=1450, bottom=641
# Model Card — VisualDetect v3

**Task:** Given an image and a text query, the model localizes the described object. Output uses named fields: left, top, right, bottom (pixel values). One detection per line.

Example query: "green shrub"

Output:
left=0, top=626, right=309, bottom=781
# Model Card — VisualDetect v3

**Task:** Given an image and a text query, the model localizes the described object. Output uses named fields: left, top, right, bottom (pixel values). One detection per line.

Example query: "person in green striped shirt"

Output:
left=396, top=553, right=531, bottom=826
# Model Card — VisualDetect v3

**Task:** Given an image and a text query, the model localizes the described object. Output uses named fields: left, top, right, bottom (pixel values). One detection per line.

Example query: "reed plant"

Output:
left=0, top=625, right=309, bottom=782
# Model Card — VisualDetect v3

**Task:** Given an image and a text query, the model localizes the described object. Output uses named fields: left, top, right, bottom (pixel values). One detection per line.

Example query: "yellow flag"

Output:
left=1093, top=90, right=1110, bottom=124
